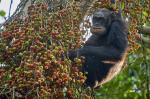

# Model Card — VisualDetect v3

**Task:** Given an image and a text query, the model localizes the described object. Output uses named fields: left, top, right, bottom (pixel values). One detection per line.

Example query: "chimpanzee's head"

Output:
left=90, top=8, right=118, bottom=36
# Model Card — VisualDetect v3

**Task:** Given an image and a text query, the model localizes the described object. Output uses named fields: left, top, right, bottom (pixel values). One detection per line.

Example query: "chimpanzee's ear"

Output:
left=110, top=11, right=122, bottom=20
left=110, top=12, right=116, bottom=19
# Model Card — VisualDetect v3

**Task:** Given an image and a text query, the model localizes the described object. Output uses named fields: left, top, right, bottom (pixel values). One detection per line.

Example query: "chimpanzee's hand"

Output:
left=68, top=50, right=77, bottom=61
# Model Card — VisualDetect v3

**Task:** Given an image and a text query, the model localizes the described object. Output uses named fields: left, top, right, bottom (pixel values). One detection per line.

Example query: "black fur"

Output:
left=69, top=8, right=128, bottom=88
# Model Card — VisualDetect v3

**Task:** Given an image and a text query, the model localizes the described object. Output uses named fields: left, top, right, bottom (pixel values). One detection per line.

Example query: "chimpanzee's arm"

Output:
left=77, top=46, right=123, bottom=60
left=84, top=35, right=99, bottom=46
left=82, top=21, right=128, bottom=59
left=78, top=21, right=128, bottom=60
left=69, top=21, right=128, bottom=60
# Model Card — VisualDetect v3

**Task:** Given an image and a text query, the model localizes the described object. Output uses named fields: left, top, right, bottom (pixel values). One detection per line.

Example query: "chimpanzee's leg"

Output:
left=81, top=56, right=98, bottom=87
left=82, top=56, right=111, bottom=88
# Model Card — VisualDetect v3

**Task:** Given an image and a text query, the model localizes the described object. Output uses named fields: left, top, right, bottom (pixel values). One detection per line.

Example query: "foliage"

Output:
left=0, top=10, right=6, bottom=17
left=0, top=3, right=92, bottom=98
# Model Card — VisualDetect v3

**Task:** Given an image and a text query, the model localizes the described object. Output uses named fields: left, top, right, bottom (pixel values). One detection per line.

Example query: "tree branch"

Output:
left=140, top=26, right=150, bottom=35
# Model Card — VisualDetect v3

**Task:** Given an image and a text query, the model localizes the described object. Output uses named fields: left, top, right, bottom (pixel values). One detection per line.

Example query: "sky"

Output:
left=0, top=0, right=20, bottom=23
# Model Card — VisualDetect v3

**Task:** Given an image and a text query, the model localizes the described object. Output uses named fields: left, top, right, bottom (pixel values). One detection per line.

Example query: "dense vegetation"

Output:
left=0, top=0, right=149, bottom=98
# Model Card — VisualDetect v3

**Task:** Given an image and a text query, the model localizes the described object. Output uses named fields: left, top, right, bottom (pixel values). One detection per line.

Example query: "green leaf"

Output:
left=4, top=74, right=12, bottom=80
left=143, top=11, right=148, bottom=17
left=0, top=10, right=6, bottom=17
left=121, top=2, right=125, bottom=9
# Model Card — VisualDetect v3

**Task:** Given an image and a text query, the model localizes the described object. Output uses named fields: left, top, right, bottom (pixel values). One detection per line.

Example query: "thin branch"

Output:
left=0, top=0, right=29, bottom=28
left=141, top=35, right=150, bottom=44
left=8, top=0, right=13, bottom=18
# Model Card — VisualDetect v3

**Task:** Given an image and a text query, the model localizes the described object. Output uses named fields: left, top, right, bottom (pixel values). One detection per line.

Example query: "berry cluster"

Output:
left=0, top=3, right=90, bottom=98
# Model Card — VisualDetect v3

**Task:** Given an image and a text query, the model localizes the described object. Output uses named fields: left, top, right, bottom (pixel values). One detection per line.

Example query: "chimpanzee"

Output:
left=69, top=8, right=128, bottom=88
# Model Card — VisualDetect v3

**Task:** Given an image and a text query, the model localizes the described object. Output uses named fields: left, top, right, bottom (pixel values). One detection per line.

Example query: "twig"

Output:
left=0, top=0, right=29, bottom=28
left=8, top=0, right=13, bottom=18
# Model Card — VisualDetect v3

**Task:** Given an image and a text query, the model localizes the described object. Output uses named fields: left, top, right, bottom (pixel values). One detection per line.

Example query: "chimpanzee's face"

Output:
left=90, top=8, right=113, bottom=36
